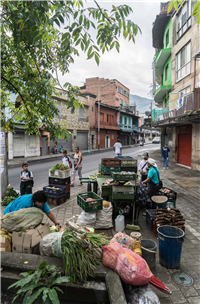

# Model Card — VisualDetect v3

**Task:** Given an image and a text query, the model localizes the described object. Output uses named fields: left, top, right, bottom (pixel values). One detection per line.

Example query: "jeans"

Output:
left=163, top=157, right=169, bottom=168
left=71, top=164, right=82, bottom=184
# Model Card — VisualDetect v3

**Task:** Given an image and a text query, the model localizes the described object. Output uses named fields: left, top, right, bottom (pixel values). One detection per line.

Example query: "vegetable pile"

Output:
left=50, top=163, right=70, bottom=173
left=61, top=230, right=109, bottom=283
left=89, top=173, right=100, bottom=180
left=1, top=186, right=19, bottom=206
left=152, top=208, right=185, bottom=228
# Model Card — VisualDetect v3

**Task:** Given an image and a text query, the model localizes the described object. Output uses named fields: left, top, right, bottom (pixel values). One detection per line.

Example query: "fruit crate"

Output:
left=120, top=158, right=137, bottom=168
left=49, top=169, right=71, bottom=179
left=112, top=185, right=135, bottom=200
left=159, top=187, right=177, bottom=200
left=77, top=192, right=103, bottom=212
left=146, top=210, right=157, bottom=229
left=49, top=176, right=71, bottom=186
left=99, top=164, right=121, bottom=175
left=122, top=166, right=137, bottom=173
left=43, top=185, right=66, bottom=197
left=101, top=158, right=121, bottom=167
left=48, top=194, right=68, bottom=206
left=111, top=172, right=136, bottom=181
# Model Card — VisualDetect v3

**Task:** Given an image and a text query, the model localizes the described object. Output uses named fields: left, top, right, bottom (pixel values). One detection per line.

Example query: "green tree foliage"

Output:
left=168, top=0, right=200, bottom=25
left=1, top=1, right=141, bottom=143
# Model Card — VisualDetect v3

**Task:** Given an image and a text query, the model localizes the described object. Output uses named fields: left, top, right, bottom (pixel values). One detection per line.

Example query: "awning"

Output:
left=120, top=129, right=133, bottom=133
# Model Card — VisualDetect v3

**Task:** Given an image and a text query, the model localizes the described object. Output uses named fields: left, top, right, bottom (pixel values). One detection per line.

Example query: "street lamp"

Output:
left=98, top=81, right=115, bottom=150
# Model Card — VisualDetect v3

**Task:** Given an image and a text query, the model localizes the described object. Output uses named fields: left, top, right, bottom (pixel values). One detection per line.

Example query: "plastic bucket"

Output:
left=157, top=225, right=185, bottom=269
left=141, top=239, right=157, bottom=269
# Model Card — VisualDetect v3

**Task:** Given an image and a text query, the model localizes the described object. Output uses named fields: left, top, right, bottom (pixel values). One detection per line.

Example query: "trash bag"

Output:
left=95, top=202, right=113, bottom=229
left=77, top=211, right=96, bottom=228
left=102, top=240, right=153, bottom=286
left=2, top=207, right=44, bottom=232
left=40, top=232, right=64, bottom=258
left=111, top=232, right=135, bottom=250
left=124, top=283, right=160, bottom=304
left=135, top=184, right=151, bottom=208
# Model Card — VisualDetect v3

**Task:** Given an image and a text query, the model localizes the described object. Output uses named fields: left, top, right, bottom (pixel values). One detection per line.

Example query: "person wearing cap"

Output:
left=138, top=152, right=149, bottom=174
left=142, top=158, right=160, bottom=198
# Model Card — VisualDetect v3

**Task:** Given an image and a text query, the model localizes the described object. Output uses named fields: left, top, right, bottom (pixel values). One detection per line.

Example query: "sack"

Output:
left=77, top=211, right=96, bottom=228
left=111, top=232, right=135, bottom=250
left=95, top=202, right=113, bottom=229
left=124, top=283, right=160, bottom=304
left=102, top=241, right=153, bottom=286
left=40, top=231, right=64, bottom=258
left=2, top=207, right=44, bottom=232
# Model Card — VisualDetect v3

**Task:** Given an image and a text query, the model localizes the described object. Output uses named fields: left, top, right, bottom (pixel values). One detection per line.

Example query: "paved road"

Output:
left=8, top=145, right=160, bottom=190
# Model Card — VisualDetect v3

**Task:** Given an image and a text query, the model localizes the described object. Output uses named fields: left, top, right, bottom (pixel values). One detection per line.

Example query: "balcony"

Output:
left=97, top=121, right=120, bottom=130
left=155, top=48, right=171, bottom=76
left=154, top=85, right=171, bottom=105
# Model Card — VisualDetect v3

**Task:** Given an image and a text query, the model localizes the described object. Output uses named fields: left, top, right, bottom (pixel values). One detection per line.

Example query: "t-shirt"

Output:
left=20, top=170, right=33, bottom=182
left=147, top=166, right=160, bottom=185
left=138, top=159, right=148, bottom=172
left=62, top=156, right=71, bottom=167
left=114, top=142, right=122, bottom=154
left=4, top=194, right=51, bottom=215
left=162, top=147, right=170, bottom=158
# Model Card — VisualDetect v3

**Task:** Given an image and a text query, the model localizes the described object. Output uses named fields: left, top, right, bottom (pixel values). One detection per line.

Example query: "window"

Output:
left=166, top=30, right=169, bottom=47
left=120, top=115, right=122, bottom=124
left=165, top=64, right=169, bottom=80
left=176, top=42, right=191, bottom=82
left=100, top=113, right=104, bottom=121
left=177, top=0, right=191, bottom=40
left=79, top=107, right=85, bottom=121
left=120, top=98, right=123, bottom=105
left=118, top=86, right=129, bottom=98
left=124, top=117, right=127, bottom=125
left=179, top=86, right=190, bottom=98
left=107, top=114, right=109, bottom=123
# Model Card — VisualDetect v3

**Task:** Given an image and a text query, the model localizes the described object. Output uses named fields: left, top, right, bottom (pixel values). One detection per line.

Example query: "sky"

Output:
left=58, top=1, right=162, bottom=98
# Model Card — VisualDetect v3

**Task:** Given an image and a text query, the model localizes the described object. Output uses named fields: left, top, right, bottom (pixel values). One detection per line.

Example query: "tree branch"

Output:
left=93, top=0, right=111, bottom=23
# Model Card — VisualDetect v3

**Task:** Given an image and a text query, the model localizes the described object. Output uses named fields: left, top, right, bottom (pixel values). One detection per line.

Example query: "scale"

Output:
left=151, top=195, right=168, bottom=209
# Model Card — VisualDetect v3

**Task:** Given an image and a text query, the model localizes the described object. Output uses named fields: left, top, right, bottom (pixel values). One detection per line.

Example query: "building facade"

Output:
left=152, top=0, right=200, bottom=171
left=118, top=107, right=139, bottom=145
left=51, top=88, right=90, bottom=152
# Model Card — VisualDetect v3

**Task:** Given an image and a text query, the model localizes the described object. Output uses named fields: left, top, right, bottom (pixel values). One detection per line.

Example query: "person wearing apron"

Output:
left=71, top=147, right=82, bottom=186
left=142, top=158, right=160, bottom=198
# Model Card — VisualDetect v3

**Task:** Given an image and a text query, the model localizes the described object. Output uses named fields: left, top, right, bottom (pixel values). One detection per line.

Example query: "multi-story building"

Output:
left=152, top=0, right=200, bottom=171
left=51, top=88, right=90, bottom=151
left=118, top=106, right=139, bottom=145
left=80, top=77, right=130, bottom=107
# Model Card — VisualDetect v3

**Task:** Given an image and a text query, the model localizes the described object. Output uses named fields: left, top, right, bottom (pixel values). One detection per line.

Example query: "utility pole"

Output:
left=0, top=128, right=8, bottom=199
left=98, top=81, right=115, bottom=150
left=150, top=101, right=153, bottom=139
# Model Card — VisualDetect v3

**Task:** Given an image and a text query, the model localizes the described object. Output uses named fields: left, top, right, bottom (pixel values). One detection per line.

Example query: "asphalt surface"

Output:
left=8, top=145, right=160, bottom=190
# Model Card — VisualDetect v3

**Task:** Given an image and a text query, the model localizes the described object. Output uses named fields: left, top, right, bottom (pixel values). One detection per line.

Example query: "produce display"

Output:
left=1, top=196, right=17, bottom=206
left=160, top=188, right=170, bottom=194
left=85, top=197, right=97, bottom=206
left=61, top=230, right=109, bottom=283
left=50, top=163, right=70, bottom=173
left=152, top=208, right=185, bottom=229
left=46, top=186, right=63, bottom=191
left=159, top=187, right=176, bottom=199
left=103, top=200, right=109, bottom=208
left=89, top=173, right=100, bottom=180
left=1, top=228, right=12, bottom=239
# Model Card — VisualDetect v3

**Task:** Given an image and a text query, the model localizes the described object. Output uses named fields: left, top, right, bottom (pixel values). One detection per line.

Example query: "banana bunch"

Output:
left=1, top=228, right=12, bottom=239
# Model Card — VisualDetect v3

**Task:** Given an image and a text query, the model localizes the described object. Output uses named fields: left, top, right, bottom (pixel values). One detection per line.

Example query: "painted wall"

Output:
left=96, top=130, right=118, bottom=149
left=163, top=18, right=172, bottom=49
left=163, top=55, right=172, bottom=86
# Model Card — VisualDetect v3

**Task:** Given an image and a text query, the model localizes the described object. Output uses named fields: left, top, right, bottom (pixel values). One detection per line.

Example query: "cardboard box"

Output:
left=12, top=224, right=50, bottom=254
left=1, top=236, right=12, bottom=252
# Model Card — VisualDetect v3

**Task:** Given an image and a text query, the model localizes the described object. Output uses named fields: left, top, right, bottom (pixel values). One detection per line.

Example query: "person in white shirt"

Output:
left=113, top=139, right=122, bottom=157
left=20, top=162, right=34, bottom=195
left=138, top=152, right=149, bottom=176
left=62, top=150, right=72, bottom=168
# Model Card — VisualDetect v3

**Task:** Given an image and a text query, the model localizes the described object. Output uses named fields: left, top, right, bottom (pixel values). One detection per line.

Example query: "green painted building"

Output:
left=118, top=109, right=139, bottom=145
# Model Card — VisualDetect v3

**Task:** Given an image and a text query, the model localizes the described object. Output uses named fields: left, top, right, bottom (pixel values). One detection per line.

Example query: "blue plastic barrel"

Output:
left=157, top=225, right=185, bottom=269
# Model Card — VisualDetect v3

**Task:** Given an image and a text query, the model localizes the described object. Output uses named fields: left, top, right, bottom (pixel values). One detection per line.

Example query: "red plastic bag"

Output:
left=102, top=240, right=153, bottom=286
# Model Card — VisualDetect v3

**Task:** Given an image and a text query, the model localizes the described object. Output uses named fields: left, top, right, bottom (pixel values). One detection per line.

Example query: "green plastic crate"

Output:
left=112, top=185, right=135, bottom=200
left=121, top=158, right=137, bottom=167
left=77, top=192, right=103, bottom=212
left=111, top=172, right=136, bottom=181
left=99, top=164, right=121, bottom=175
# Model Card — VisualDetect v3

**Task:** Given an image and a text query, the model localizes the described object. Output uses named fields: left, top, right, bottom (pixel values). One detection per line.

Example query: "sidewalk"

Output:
left=2, top=150, right=200, bottom=303
left=7, top=144, right=142, bottom=167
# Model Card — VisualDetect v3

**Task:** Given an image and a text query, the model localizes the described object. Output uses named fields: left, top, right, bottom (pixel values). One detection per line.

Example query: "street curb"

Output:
left=8, top=144, right=152, bottom=168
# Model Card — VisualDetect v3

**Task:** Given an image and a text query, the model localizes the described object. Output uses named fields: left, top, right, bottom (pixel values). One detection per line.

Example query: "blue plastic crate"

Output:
left=146, top=210, right=157, bottom=229
left=43, top=184, right=66, bottom=197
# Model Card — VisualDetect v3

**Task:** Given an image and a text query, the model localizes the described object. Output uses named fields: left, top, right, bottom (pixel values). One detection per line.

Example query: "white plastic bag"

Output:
left=95, top=202, right=113, bottom=229
left=125, top=284, right=160, bottom=304
left=77, top=211, right=96, bottom=227
left=40, top=232, right=64, bottom=258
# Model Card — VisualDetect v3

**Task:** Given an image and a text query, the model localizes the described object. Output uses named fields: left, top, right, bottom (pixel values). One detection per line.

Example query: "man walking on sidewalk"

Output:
left=113, top=139, right=122, bottom=157
left=162, top=144, right=170, bottom=169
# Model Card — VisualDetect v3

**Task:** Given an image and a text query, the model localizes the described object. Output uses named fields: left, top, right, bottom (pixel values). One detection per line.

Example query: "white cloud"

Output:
left=58, top=1, right=161, bottom=98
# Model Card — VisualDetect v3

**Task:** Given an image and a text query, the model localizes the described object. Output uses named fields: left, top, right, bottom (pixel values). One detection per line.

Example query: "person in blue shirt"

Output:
left=142, top=158, right=160, bottom=198
left=4, top=191, right=61, bottom=231
left=162, top=144, right=170, bottom=169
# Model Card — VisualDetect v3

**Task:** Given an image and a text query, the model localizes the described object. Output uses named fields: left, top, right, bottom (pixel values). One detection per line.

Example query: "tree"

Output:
left=1, top=0, right=141, bottom=143
left=168, top=0, right=200, bottom=25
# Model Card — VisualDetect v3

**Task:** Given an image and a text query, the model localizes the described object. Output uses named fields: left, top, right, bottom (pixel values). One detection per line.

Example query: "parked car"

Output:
left=152, top=137, right=160, bottom=144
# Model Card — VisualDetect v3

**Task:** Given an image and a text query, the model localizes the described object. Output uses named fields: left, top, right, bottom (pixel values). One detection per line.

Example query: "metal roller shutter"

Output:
left=77, top=131, right=88, bottom=150
left=13, top=134, right=25, bottom=157
left=50, top=132, right=72, bottom=151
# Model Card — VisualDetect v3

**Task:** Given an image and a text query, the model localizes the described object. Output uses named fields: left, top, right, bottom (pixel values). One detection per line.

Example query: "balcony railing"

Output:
left=97, top=121, right=119, bottom=128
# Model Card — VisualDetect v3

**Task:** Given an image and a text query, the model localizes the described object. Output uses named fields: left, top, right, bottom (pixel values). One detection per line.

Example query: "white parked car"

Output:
left=152, top=137, right=160, bottom=144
